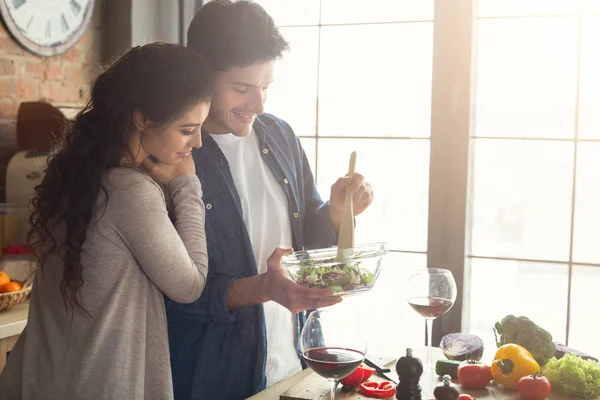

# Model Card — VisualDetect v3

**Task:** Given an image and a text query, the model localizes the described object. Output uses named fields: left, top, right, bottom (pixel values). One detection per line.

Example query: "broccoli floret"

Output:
left=493, top=314, right=556, bottom=366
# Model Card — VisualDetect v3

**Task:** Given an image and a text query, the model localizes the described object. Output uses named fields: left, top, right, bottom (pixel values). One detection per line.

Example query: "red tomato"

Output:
left=518, top=375, right=552, bottom=400
left=458, top=395, right=474, bottom=400
left=457, top=360, right=491, bottom=389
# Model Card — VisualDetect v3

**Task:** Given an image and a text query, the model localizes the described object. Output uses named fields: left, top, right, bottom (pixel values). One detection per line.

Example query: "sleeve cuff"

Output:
left=209, top=275, right=239, bottom=323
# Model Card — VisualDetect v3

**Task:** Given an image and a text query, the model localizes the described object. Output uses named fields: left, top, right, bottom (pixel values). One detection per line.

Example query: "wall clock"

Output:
left=0, top=0, right=95, bottom=57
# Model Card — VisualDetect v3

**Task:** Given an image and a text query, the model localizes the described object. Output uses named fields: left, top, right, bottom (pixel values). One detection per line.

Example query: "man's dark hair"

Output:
left=187, top=0, right=290, bottom=71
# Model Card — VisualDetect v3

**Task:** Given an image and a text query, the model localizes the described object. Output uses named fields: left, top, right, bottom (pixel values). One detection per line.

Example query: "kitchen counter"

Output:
left=0, top=299, right=29, bottom=340
left=0, top=299, right=28, bottom=372
left=247, top=348, right=432, bottom=400
left=248, top=347, right=593, bottom=400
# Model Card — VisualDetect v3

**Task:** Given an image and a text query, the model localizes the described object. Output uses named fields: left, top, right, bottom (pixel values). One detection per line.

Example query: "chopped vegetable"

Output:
left=457, top=395, right=474, bottom=400
left=491, top=344, right=541, bottom=390
left=457, top=360, right=491, bottom=389
left=434, top=375, right=459, bottom=400
left=542, top=354, right=600, bottom=399
left=440, top=333, right=484, bottom=361
left=435, top=359, right=461, bottom=379
left=294, top=259, right=374, bottom=292
left=518, top=374, right=552, bottom=400
left=360, top=381, right=396, bottom=399
left=493, top=315, right=556, bottom=366
left=554, top=342, right=598, bottom=362
left=340, top=363, right=375, bottom=387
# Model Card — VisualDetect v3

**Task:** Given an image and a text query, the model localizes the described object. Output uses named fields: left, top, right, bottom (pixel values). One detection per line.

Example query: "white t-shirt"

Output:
left=210, top=129, right=303, bottom=387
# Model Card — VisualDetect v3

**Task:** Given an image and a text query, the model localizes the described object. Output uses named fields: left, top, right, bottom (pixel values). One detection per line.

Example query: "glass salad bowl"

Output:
left=281, top=242, right=389, bottom=297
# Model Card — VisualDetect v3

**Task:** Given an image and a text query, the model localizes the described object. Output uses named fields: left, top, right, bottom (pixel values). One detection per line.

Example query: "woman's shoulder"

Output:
left=104, top=167, right=159, bottom=189
left=102, top=167, right=165, bottom=202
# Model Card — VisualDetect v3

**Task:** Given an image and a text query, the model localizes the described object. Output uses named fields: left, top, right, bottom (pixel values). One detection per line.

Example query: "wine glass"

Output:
left=300, top=309, right=368, bottom=400
left=406, top=268, right=457, bottom=371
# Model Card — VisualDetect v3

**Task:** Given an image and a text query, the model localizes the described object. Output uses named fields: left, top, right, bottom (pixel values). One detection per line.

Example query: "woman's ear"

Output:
left=133, top=109, right=148, bottom=132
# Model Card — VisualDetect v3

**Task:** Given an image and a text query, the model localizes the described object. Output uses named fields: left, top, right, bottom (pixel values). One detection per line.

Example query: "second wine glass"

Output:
left=406, top=268, right=457, bottom=371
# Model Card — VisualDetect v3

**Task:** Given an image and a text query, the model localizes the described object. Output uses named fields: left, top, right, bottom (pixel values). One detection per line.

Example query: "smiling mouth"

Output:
left=232, top=111, right=255, bottom=124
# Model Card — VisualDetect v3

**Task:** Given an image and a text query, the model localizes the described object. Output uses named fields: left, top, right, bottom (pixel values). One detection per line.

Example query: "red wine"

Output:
left=408, top=296, right=453, bottom=318
left=303, top=347, right=365, bottom=379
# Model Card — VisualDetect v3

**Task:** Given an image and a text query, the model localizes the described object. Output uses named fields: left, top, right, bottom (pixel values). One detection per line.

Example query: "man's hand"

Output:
left=329, top=173, right=374, bottom=232
left=262, top=248, right=343, bottom=312
left=142, top=154, right=196, bottom=185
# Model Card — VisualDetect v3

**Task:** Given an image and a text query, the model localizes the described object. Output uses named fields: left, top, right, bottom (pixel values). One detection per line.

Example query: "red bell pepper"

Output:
left=340, top=363, right=376, bottom=387
left=360, top=381, right=397, bottom=399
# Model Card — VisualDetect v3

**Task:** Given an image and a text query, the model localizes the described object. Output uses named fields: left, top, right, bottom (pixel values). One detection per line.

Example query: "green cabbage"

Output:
left=542, top=354, right=600, bottom=399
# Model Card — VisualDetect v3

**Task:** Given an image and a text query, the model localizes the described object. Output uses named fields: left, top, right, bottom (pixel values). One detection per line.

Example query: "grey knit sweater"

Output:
left=0, top=168, right=208, bottom=400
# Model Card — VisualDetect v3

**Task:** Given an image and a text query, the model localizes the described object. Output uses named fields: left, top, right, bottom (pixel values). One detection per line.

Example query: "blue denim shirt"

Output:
left=165, top=113, right=337, bottom=400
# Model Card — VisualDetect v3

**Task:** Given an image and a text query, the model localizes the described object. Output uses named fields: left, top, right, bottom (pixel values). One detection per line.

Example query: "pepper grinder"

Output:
left=395, top=348, right=423, bottom=400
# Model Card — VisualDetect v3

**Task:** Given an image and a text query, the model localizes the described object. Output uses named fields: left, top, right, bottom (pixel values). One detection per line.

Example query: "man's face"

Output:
left=204, top=61, right=275, bottom=136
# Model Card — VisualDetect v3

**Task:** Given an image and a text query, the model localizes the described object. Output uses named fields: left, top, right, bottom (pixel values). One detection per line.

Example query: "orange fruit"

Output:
left=0, top=272, right=10, bottom=287
left=0, top=281, right=22, bottom=293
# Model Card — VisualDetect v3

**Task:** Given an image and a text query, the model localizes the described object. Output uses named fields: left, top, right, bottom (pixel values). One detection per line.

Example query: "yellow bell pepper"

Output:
left=491, top=344, right=541, bottom=389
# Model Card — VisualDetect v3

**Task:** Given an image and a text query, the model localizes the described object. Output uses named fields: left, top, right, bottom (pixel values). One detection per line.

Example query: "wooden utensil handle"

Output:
left=347, top=151, right=357, bottom=177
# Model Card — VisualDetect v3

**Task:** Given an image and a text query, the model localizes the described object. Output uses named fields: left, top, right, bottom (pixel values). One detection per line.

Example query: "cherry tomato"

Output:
left=458, top=394, right=474, bottom=400
left=518, top=375, right=552, bottom=400
left=457, top=360, right=491, bottom=389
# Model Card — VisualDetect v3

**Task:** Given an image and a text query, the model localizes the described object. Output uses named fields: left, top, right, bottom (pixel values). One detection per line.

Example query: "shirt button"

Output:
left=283, top=178, right=289, bottom=184
left=293, top=212, right=299, bottom=218
left=206, top=204, right=212, bottom=210
left=262, top=148, right=269, bottom=155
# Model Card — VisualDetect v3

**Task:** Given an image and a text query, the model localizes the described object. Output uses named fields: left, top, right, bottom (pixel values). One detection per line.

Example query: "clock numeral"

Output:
left=26, top=15, right=34, bottom=29
left=45, top=19, right=52, bottom=39
left=12, top=0, right=26, bottom=10
left=71, top=0, right=82, bottom=15
left=61, top=14, right=69, bottom=33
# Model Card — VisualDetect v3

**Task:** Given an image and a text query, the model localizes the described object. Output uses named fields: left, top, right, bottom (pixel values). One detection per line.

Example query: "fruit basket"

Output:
left=0, top=281, right=32, bottom=312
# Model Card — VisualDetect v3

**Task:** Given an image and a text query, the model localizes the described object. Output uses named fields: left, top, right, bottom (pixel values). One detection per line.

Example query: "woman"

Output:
left=0, top=43, right=212, bottom=400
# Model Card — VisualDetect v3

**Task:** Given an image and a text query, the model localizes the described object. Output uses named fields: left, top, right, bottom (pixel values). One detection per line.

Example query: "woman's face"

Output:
left=138, top=101, right=210, bottom=165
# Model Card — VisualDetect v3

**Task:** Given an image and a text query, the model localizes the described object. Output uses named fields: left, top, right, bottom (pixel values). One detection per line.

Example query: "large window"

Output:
left=250, top=0, right=600, bottom=358
left=467, top=0, right=600, bottom=357
left=254, top=0, right=434, bottom=356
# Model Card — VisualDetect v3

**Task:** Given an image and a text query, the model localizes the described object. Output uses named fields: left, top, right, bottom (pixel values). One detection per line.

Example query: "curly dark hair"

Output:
left=28, top=43, right=213, bottom=315
left=187, top=0, right=289, bottom=71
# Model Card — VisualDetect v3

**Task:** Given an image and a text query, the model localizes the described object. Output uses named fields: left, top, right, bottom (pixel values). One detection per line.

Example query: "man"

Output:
left=165, top=1, right=375, bottom=399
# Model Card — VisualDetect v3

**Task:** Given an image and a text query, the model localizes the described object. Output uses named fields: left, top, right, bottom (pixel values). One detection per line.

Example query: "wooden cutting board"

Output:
left=280, top=371, right=394, bottom=400
left=280, top=356, right=397, bottom=400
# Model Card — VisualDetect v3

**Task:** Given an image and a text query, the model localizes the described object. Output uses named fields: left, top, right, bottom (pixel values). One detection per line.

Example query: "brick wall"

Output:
left=0, top=0, right=107, bottom=201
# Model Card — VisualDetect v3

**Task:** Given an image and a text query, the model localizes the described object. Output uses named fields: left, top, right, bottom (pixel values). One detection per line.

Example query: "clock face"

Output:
left=0, top=0, right=94, bottom=56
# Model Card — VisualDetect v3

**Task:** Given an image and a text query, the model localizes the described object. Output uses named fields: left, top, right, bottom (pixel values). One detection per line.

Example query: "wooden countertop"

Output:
left=248, top=347, right=591, bottom=400
left=0, top=300, right=29, bottom=340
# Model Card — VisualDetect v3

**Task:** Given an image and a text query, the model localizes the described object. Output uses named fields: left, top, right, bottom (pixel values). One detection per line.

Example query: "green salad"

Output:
left=294, top=258, right=375, bottom=293
left=542, top=354, right=600, bottom=399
